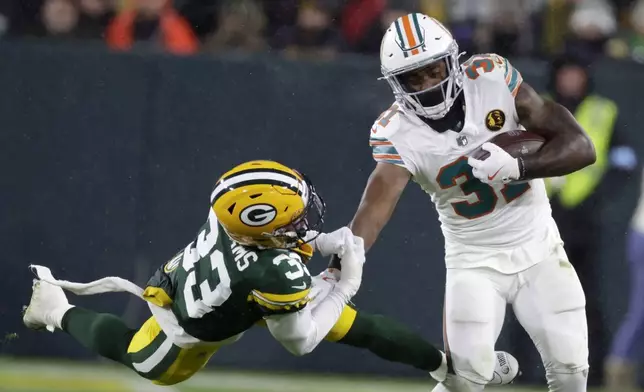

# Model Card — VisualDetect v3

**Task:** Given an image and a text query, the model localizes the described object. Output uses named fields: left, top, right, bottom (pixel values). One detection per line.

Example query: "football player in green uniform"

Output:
left=23, top=160, right=518, bottom=386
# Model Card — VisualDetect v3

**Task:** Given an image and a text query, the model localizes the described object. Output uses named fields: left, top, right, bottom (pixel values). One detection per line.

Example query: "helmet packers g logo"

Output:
left=485, top=109, right=506, bottom=131
left=240, top=204, right=277, bottom=227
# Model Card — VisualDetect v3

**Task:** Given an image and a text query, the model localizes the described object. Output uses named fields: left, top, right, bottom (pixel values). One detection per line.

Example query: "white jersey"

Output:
left=370, top=54, right=562, bottom=273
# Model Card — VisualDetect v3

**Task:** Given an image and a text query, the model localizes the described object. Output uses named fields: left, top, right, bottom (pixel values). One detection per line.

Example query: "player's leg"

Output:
left=254, top=294, right=447, bottom=375
left=306, top=269, right=445, bottom=375
left=23, top=278, right=140, bottom=370
left=433, top=267, right=508, bottom=392
left=123, top=316, right=221, bottom=385
left=329, top=305, right=446, bottom=374
left=23, top=279, right=218, bottom=386
left=512, top=246, right=589, bottom=392
left=65, top=308, right=220, bottom=385
left=62, top=307, right=138, bottom=369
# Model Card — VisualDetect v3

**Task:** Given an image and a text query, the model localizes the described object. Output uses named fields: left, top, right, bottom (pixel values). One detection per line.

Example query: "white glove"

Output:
left=305, top=227, right=353, bottom=257
left=335, top=236, right=365, bottom=298
left=468, top=143, right=520, bottom=185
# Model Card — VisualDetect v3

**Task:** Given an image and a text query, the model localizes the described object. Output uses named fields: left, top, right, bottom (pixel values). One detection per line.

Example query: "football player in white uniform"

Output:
left=330, top=13, right=596, bottom=392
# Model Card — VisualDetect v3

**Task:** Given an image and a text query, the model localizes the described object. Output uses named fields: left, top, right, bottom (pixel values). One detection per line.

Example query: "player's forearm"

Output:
left=266, top=289, right=350, bottom=356
left=349, top=203, right=390, bottom=253
left=328, top=203, right=392, bottom=270
left=329, top=164, right=408, bottom=270
left=520, top=102, right=596, bottom=179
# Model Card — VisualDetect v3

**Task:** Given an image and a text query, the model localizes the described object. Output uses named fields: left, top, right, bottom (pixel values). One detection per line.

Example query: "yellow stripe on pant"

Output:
left=325, top=305, right=358, bottom=342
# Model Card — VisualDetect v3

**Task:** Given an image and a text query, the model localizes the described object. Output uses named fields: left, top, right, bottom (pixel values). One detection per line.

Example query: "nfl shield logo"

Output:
left=456, top=135, right=468, bottom=147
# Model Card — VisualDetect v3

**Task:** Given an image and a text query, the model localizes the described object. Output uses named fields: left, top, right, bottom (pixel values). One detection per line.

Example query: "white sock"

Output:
left=48, top=304, right=75, bottom=330
left=430, top=351, right=448, bottom=382
left=431, top=374, right=485, bottom=392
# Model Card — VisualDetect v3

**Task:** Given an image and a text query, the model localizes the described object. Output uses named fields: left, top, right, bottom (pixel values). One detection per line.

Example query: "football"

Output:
left=470, top=130, right=545, bottom=161
left=489, top=351, right=521, bottom=385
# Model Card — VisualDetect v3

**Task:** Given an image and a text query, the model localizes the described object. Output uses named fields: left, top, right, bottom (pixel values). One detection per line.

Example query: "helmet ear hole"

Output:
left=227, top=203, right=236, bottom=214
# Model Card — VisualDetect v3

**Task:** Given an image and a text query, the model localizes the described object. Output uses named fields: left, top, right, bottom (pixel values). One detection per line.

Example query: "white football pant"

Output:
left=434, top=244, right=589, bottom=392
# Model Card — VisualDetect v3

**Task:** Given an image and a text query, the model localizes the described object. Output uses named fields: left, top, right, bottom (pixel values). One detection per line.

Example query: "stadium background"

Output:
left=1, top=0, right=643, bottom=391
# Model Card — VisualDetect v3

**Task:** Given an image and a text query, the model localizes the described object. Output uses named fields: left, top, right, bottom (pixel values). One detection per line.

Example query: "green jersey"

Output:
left=143, top=209, right=312, bottom=342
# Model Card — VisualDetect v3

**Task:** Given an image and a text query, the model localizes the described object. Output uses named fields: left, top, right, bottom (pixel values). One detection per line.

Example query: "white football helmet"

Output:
left=379, top=13, right=463, bottom=119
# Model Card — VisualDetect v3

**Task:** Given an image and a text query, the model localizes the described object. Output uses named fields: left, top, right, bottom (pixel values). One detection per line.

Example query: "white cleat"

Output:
left=22, top=267, right=73, bottom=333
left=490, top=351, right=521, bottom=385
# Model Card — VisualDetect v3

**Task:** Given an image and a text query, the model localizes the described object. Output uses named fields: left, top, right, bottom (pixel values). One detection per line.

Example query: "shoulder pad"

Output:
left=249, top=251, right=312, bottom=315
left=463, top=53, right=523, bottom=97
left=370, top=103, right=403, bottom=138
left=369, top=103, right=406, bottom=167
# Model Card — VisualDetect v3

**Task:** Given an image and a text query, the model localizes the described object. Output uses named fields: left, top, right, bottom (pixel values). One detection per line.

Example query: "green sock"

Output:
left=61, top=307, right=137, bottom=369
left=338, top=311, right=443, bottom=372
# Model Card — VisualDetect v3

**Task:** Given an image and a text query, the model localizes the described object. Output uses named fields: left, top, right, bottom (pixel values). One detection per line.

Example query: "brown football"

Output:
left=470, top=130, right=545, bottom=160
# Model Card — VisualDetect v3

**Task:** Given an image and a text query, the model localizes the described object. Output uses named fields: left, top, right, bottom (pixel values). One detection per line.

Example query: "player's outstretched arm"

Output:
left=351, top=162, right=410, bottom=252
left=515, top=82, right=596, bottom=180
left=266, top=237, right=366, bottom=356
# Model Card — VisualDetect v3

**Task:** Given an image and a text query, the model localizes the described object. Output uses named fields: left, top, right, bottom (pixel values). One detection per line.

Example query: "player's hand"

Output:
left=336, top=236, right=365, bottom=298
left=306, top=227, right=353, bottom=257
left=468, top=143, right=520, bottom=185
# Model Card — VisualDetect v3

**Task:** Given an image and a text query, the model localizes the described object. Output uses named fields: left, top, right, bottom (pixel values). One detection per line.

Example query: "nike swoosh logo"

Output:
left=488, top=168, right=502, bottom=181
left=291, top=283, right=308, bottom=290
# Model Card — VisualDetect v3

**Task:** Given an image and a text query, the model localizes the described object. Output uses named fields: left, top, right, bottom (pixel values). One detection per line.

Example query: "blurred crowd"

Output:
left=0, top=0, right=643, bottom=62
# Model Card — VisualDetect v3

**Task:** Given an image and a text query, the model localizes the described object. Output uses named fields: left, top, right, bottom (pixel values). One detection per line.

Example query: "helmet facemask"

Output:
left=262, top=174, right=326, bottom=250
left=382, top=41, right=463, bottom=119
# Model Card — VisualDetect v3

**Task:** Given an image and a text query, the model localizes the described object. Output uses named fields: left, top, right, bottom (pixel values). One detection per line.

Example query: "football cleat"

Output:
left=490, top=351, right=521, bottom=385
left=22, top=267, right=73, bottom=332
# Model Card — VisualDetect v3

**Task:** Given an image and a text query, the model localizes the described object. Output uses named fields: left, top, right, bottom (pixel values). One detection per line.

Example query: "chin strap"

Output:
left=291, top=241, right=315, bottom=261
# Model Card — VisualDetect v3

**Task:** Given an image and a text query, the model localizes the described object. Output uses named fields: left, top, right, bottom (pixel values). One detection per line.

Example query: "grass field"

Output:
left=0, top=358, right=609, bottom=392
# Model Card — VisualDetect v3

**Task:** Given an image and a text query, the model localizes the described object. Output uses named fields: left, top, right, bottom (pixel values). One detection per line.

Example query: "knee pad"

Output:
left=534, top=302, right=588, bottom=374
left=451, top=348, right=497, bottom=385
left=445, top=271, right=504, bottom=385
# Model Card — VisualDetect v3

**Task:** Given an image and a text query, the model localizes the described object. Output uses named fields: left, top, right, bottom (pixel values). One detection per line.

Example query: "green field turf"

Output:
left=0, top=358, right=608, bottom=392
